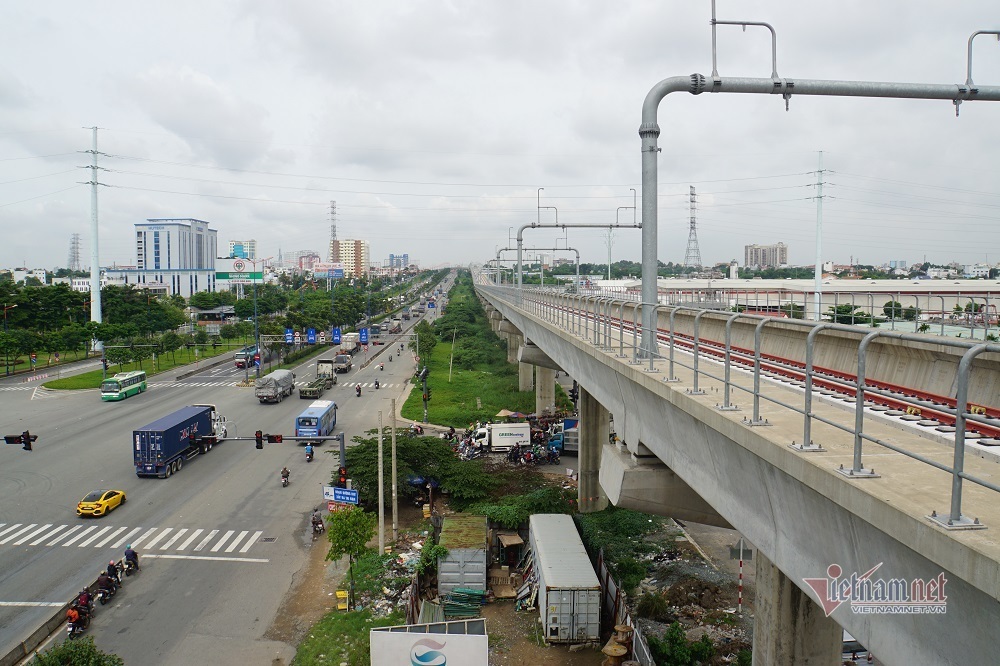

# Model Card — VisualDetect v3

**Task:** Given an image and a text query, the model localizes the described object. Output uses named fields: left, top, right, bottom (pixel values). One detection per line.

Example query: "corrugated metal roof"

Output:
left=439, top=514, right=487, bottom=550
left=530, top=514, right=600, bottom=590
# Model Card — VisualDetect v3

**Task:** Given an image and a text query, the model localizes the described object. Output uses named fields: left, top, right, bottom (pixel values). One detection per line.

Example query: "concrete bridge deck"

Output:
left=478, top=282, right=1000, bottom=666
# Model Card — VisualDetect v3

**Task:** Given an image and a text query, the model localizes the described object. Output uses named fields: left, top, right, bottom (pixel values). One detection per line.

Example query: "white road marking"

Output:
left=194, top=529, right=218, bottom=551
left=96, top=526, right=129, bottom=548
left=13, top=524, right=50, bottom=546
left=0, top=524, right=23, bottom=540
left=60, top=525, right=97, bottom=547
left=210, top=530, right=234, bottom=552
left=177, top=529, right=203, bottom=551
left=1, top=524, right=37, bottom=545
left=111, top=527, right=143, bottom=549
left=0, top=601, right=68, bottom=607
left=129, top=527, right=158, bottom=548
left=31, top=525, right=67, bottom=546
left=47, top=525, right=81, bottom=546
left=143, top=528, right=172, bottom=549
left=224, top=530, right=249, bottom=553
left=143, top=554, right=268, bottom=563
left=160, top=528, right=188, bottom=550
left=78, top=525, right=113, bottom=547
left=240, top=531, right=263, bottom=553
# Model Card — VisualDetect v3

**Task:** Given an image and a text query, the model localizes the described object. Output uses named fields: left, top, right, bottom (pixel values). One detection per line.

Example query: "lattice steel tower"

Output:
left=68, top=233, right=82, bottom=272
left=683, top=185, right=702, bottom=268
left=327, top=201, right=338, bottom=262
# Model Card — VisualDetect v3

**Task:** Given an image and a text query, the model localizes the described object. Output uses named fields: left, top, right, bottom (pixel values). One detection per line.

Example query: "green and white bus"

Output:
left=100, top=371, right=148, bottom=401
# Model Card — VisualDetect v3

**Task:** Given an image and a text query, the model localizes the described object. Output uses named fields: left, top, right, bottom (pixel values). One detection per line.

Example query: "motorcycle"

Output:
left=374, top=379, right=380, bottom=390
left=356, top=385, right=362, bottom=397
left=306, top=450, right=314, bottom=463
left=379, top=363, right=384, bottom=371
left=312, top=519, right=325, bottom=540
left=66, top=609, right=90, bottom=639
left=123, top=558, right=139, bottom=577
left=281, top=474, right=290, bottom=488
left=389, top=355, right=393, bottom=362
left=547, top=447, right=561, bottom=465
left=96, top=586, right=114, bottom=605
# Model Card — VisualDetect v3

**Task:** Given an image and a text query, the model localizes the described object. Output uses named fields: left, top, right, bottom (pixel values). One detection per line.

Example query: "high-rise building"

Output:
left=330, top=239, right=370, bottom=277
left=228, top=239, right=257, bottom=259
left=106, top=218, right=218, bottom=297
left=744, top=242, right=788, bottom=268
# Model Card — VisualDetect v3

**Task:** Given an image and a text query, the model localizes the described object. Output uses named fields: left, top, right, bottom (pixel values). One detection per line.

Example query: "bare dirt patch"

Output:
left=484, top=600, right=606, bottom=666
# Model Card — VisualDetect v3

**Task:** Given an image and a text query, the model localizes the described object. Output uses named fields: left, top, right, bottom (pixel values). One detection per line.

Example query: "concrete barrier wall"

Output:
left=0, top=561, right=124, bottom=666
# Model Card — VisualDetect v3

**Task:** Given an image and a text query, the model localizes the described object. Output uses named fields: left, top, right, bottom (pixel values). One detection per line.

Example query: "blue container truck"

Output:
left=133, top=404, right=228, bottom=478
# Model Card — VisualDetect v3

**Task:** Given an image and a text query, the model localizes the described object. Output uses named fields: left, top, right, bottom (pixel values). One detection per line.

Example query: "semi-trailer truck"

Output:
left=133, top=404, right=228, bottom=478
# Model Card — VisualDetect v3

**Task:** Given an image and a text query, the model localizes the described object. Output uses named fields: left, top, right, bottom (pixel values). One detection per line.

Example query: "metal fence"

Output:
left=593, top=549, right=654, bottom=665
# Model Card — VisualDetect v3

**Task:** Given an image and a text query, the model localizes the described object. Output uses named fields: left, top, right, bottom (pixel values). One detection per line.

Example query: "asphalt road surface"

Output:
left=0, top=328, right=423, bottom=665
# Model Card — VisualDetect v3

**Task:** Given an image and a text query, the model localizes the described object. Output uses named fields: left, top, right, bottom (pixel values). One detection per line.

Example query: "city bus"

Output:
left=295, top=400, right=338, bottom=444
left=100, top=371, right=148, bottom=401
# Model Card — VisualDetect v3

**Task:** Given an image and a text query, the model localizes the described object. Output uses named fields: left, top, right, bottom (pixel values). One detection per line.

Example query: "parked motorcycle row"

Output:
left=507, top=442, right=561, bottom=466
left=67, top=559, right=138, bottom=639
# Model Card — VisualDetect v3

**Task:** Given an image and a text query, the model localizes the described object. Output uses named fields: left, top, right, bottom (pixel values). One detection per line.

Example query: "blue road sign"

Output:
left=285, top=328, right=294, bottom=344
left=359, top=327, right=369, bottom=344
left=307, top=328, right=316, bottom=344
left=333, top=487, right=359, bottom=505
left=333, top=327, right=342, bottom=344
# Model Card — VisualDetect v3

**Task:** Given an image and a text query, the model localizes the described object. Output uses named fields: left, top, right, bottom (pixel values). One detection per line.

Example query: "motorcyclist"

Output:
left=281, top=466, right=290, bottom=482
left=96, top=571, right=115, bottom=596
left=389, top=354, right=392, bottom=362
left=77, top=588, right=93, bottom=613
left=311, top=510, right=324, bottom=531
left=66, top=605, right=81, bottom=631
left=124, top=544, right=140, bottom=571
left=107, top=560, right=122, bottom=587
left=379, top=362, right=384, bottom=371
left=356, top=384, right=362, bottom=397
left=374, top=378, right=380, bottom=389
left=305, top=443, right=314, bottom=461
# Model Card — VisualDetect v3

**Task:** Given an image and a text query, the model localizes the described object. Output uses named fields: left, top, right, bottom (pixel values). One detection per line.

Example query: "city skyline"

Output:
left=2, top=3, right=999, bottom=271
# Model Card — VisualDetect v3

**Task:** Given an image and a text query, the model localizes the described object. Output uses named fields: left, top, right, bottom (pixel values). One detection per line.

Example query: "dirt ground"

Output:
left=263, top=495, right=616, bottom=666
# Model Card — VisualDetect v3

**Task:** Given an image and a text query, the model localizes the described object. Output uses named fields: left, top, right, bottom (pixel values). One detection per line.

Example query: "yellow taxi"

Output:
left=76, top=489, right=127, bottom=517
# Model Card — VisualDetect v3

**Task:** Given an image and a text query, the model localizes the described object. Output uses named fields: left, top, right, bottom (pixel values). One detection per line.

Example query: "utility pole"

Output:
left=83, top=127, right=103, bottom=351
left=813, top=151, right=825, bottom=321
left=391, top=398, right=398, bottom=543
left=377, top=410, right=384, bottom=554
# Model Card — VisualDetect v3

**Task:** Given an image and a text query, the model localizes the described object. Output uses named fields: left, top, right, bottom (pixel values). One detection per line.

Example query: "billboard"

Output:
left=312, top=262, right=346, bottom=279
left=370, top=630, right=487, bottom=666
left=215, top=257, right=262, bottom=285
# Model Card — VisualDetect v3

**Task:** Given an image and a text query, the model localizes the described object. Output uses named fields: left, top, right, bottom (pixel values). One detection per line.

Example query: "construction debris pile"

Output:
left=442, top=587, right=488, bottom=618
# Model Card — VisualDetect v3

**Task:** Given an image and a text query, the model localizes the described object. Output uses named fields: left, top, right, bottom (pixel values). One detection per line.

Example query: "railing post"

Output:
left=646, top=305, right=661, bottom=372
left=837, top=331, right=881, bottom=479
left=745, top=319, right=770, bottom=426
left=930, top=343, right=993, bottom=530
left=718, top=313, right=742, bottom=410
left=688, top=310, right=708, bottom=395
left=792, top=323, right=831, bottom=452
left=667, top=308, right=681, bottom=382
left=630, top=302, right=643, bottom=364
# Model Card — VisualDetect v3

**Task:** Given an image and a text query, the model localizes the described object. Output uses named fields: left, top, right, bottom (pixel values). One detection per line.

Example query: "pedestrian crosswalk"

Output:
left=149, top=380, right=404, bottom=389
left=0, top=386, right=32, bottom=391
left=0, top=522, right=266, bottom=555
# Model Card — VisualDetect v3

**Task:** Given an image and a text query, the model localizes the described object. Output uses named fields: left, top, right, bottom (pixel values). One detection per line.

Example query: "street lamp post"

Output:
left=3, top=303, right=17, bottom=376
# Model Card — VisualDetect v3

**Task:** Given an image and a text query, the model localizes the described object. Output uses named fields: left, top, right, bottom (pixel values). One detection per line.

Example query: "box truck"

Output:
left=472, top=422, right=531, bottom=453
left=133, top=404, right=228, bottom=478
left=528, top=514, right=601, bottom=644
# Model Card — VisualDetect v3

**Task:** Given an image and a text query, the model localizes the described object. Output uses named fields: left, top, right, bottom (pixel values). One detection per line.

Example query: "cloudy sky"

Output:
left=2, top=1, right=999, bottom=273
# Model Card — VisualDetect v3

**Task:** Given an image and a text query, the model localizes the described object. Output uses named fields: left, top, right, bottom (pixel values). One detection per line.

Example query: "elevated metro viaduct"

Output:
left=478, top=282, right=1000, bottom=666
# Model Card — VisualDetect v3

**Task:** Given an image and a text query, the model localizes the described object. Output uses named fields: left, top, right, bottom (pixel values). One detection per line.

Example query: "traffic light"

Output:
left=255, top=430, right=263, bottom=449
left=425, top=387, right=432, bottom=402
left=21, top=430, right=36, bottom=451
left=337, top=466, right=348, bottom=488
left=266, top=434, right=283, bottom=443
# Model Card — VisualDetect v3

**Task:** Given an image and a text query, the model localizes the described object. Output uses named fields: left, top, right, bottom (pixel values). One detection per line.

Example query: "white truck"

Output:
left=340, top=332, right=361, bottom=355
left=254, top=369, right=296, bottom=403
left=472, top=422, right=531, bottom=453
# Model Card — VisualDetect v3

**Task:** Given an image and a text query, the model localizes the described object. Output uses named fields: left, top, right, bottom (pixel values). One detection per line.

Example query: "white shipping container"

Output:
left=528, top=514, right=601, bottom=644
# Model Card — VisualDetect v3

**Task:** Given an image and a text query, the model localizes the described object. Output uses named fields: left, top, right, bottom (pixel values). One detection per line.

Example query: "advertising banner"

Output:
left=369, top=631, right=488, bottom=666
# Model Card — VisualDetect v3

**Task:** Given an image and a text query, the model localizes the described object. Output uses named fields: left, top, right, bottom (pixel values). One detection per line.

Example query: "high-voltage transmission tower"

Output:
left=67, top=233, right=82, bottom=272
left=328, top=200, right=338, bottom=262
left=683, top=185, right=702, bottom=268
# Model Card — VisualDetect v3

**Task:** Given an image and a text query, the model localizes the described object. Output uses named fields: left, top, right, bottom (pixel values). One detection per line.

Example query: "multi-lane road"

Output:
left=0, top=321, right=430, bottom=665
